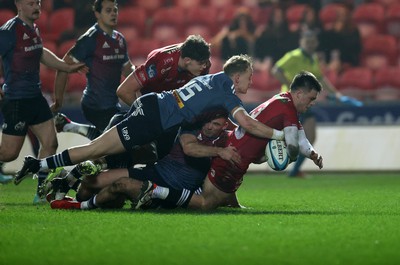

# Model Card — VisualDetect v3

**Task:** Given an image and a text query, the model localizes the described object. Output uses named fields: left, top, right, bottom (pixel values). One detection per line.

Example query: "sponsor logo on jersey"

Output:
left=173, top=91, right=184, bottom=109
left=103, top=54, right=125, bottom=61
left=121, top=127, right=130, bottom=141
left=24, top=43, right=43, bottom=52
left=102, top=41, right=110, bottom=48
left=131, top=98, right=145, bottom=116
left=146, top=64, right=157, bottom=78
left=14, top=121, right=26, bottom=131
left=160, top=67, right=171, bottom=75
left=163, top=58, right=173, bottom=65
left=23, top=33, right=29, bottom=40
left=138, top=72, right=147, bottom=83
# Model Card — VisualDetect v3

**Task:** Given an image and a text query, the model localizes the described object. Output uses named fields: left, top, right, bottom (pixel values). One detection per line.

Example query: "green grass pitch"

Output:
left=1, top=172, right=399, bottom=265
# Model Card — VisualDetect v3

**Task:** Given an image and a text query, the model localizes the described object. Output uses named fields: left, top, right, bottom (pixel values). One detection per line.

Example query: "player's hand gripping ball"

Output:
left=265, top=139, right=289, bottom=171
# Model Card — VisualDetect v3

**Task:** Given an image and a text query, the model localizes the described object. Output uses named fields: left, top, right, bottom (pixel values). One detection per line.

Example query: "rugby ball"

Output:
left=265, top=139, right=289, bottom=171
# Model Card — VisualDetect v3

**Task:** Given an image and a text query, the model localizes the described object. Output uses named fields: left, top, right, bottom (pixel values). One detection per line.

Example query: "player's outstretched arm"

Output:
left=232, top=107, right=284, bottom=140
left=41, top=47, right=87, bottom=73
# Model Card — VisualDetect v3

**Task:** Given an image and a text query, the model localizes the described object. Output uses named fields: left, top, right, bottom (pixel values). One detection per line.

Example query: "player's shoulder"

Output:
left=77, top=25, right=98, bottom=41
left=0, top=18, right=17, bottom=32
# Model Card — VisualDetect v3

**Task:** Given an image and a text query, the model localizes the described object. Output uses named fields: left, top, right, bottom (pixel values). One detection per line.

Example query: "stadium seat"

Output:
left=47, top=8, right=75, bottom=41
left=319, top=3, right=346, bottom=30
left=337, top=67, right=373, bottom=101
left=67, top=73, right=86, bottom=93
left=352, top=3, right=385, bottom=38
left=57, top=40, right=76, bottom=58
left=172, top=0, right=205, bottom=8
left=117, top=7, right=147, bottom=38
left=128, top=38, right=162, bottom=65
left=40, top=68, right=56, bottom=94
left=183, top=7, right=217, bottom=41
left=361, top=34, right=398, bottom=70
left=118, top=26, right=141, bottom=46
left=385, top=3, right=400, bottom=38
left=133, top=0, right=163, bottom=16
left=150, top=7, right=185, bottom=42
left=372, top=67, right=400, bottom=101
left=371, top=0, right=400, bottom=8
left=209, top=56, right=224, bottom=74
left=0, top=9, right=15, bottom=26
left=285, top=4, right=307, bottom=32
left=36, top=10, right=49, bottom=35
left=42, top=40, right=57, bottom=55
left=238, top=71, right=280, bottom=104
left=206, top=0, right=236, bottom=9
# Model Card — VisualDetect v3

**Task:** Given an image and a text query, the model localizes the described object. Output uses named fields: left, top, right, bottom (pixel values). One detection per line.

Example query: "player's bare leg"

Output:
left=94, top=177, right=143, bottom=208
left=77, top=168, right=130, bottom=201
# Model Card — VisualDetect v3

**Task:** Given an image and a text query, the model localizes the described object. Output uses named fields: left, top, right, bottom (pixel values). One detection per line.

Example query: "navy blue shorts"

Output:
left=1, top=95, right=53, bottom=136
left=116, top=94, right=164, bottom=152
left=128, top=165, right=169, bottom=187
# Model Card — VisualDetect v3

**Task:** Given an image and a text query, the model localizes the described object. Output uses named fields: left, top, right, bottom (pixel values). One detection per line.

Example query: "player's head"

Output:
left=15, top=0, right=41, bottom=23
left=201, top=109, right=229, bottom=138
left=93, top=0, right=118, bottom=28
left=180, top=35, right=211, bottom=77
left=290, top=71, right=322, bottom=113
left=223, top=54, right=253, bottom=94
left=299, top=29, right=319, bottom=55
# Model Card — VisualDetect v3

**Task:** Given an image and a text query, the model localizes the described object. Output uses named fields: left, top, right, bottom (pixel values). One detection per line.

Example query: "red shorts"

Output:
left=207, top=157, right=246, bottom=193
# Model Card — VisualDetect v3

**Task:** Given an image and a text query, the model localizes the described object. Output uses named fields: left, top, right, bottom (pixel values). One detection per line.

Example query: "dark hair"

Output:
left=290, top=71, right=322, bottom=92
left=93, top=0, right=117, bottom=13
left=223, top=54, right=253, bottom=76
left=180, top=35, right=211, bottom=62
left=229, top=7, right=256, bottom=34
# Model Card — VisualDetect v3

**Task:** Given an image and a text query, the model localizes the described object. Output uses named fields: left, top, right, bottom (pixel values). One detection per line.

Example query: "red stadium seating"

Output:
left=46, top=8, right=75, bottom=41
left=151, top=7, right=185, bottom=42
left=118, top=26, right=142, bottom=46
left=286, top=4, right=307, bottom=32
left=319, top=3, right=347, bottom=30
left=40, top=68, right=56, bottom=94
left=352, top=3, right=385, bottom=38
left=0, top=9, right=15, bottom=26
left=373, top=67, right=400, bottom=101
left=337, top=67, right=374, bottom=101
left=117, top=7, right=147, bottom=38
left=361, top=34, right=398, bottom=70
left=133, top=0, right=163, bottom=16
left=128, top=38, right=162, bottom=66
left=385, top=3, right=400, bottom=38
left=209, top=56, right=224, bottom=74
left=57, top=40, right=76, bottom=58
left=173, top=0, right=205, bottom=8
left=36, top=10, right=49, bottom=35
left=183, top=7, right=217, bottom=41
left=67, top=73, right=86, bottom=93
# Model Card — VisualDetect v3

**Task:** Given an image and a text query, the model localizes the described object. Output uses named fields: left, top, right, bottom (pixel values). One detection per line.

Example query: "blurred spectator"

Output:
left=58, top=2, right=96, bottom=44
left=318, top=6, right=362, bottom=72
left=254, top=7, right=298, bottom=70
left=211, top=7, right=257, bottom=61
left=299, top=5, right=322, bottom=32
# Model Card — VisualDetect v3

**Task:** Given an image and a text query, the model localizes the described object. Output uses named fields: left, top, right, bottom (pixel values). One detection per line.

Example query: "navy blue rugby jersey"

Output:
left=0, top=17, right=43, bottom=99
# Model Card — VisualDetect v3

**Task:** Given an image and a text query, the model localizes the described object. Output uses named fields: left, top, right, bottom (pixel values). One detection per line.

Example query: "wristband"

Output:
left=272, top=129, right=284, bottom=140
